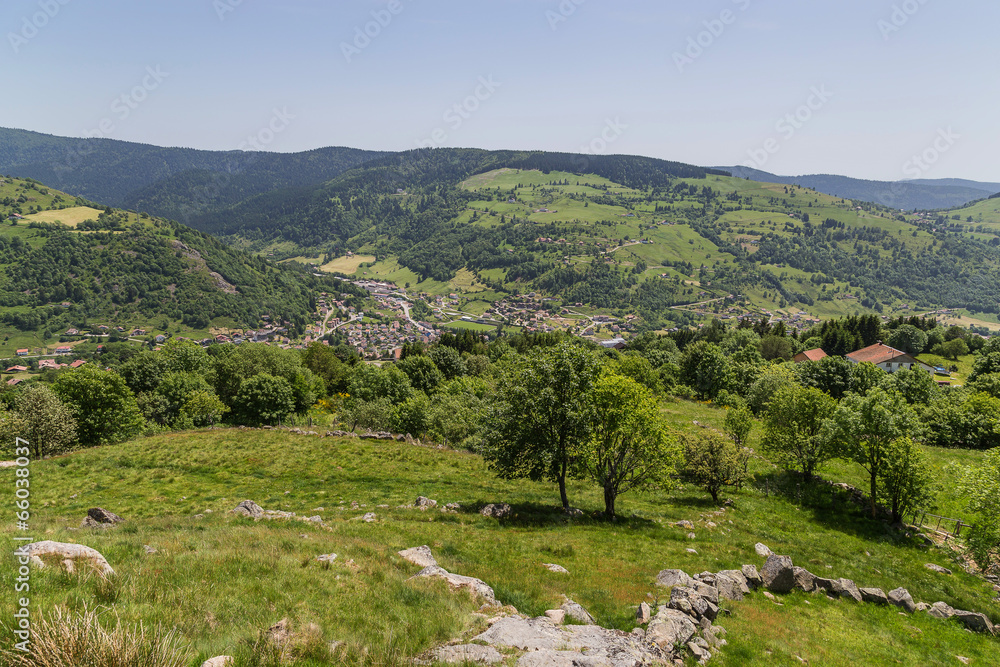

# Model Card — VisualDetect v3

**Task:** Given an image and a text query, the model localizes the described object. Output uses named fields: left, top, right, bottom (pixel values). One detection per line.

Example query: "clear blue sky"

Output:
left=3, top=0, right=997, bottom=181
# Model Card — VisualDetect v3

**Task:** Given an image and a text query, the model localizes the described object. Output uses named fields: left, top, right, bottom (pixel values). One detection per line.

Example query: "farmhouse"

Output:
left=16, top=349, right=29, bottom=357
left=846, top=342, right=933, bottom=374
left=793, top=348, right=828, bottom=363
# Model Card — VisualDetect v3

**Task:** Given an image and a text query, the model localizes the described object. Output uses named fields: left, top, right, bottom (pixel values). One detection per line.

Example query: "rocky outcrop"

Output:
left=859, top=587, right=888, bottom=605
left=414, top=496, right=437, bottom=509
left=480, top=503, right=512, bottom=519
left=543, top=563, right=569, bottom=574
left=418, top=644, right=503, bottom=665
left=560, top=598, right=596, bottom=625
left=16, top=541, right=115, bottom=577
left=655, top=568, right=695, bottom=589
left=888, top=587, right=917, bottom=613
left=761, top=555, right=796, bottom=593
left=82, top=507, right=124, bottom=528
left=411, top=565, right=496, bottom=604
left=201, top=657, right=233, bottom=667
left=231, top=500, right=264, bottom=519
left=399, top=545, right=438, bottom=568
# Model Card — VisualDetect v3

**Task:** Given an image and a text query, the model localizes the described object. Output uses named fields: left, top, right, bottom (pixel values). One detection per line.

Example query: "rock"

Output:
left=859, top=588, right=888, bottom=605
left=687, top=641, right=712, bottom=665
left=563, top=507, right=584, bottom=517
left=143, top=545, right=157, bottom=555
left=443, top=503, right=461, bottom=512
left=692, top=582, right=719, bottom=606
left=480, top=503, right=512, bottom=519
left=87, top=507, right=124, bottom=525
left=715, top=571, right=749, bottom=601
left=656, top=569, right=695, bottom=589
left=411, top=565, right=496, bottom=604
left=647, top=607, right=698, bottom=649
left=636, top=602, right=652, bottom=624
left=361, top=512, right=377, bottom=523
left=543, top=563, right=569, bottom=574
left=266, top=618, right=292, bottom=646
left=687, top=532, right=697, bottom=540
left=957, top=657, right=970, bottom=665
left=791, top=567, right=816, bottom=592
left=888, top=587, right=917, bottom=613
left=675, top=520, right=695, bottom=529
left=915, top=602, right=931, bottom=612
left=762, top=591, right=775, bottom=601
left=954, top=610, right=995, bottom=635
left=761, top=554, right=796, bottom=593
left=427, top=644, right=503, bottom=665
left=231, top=500, right=264, bottom=519
left=316, top=553, right=337, bottom=563
left=415, top=496, right=437, bottom=509
left=741, top=564, right=763, bottom=589
left=754, top=542, right=773, bottom=558
left=81, top=516, right=114, bottom=529
left=927, top=601, right=956, bottom=619
left=475, top=616, right=668, bottom=666
left=544, top=609, right=566, bottom=624
left=925, top=563, right=953, bottom=575
left=669, top=587, right=716, bottom=621
left=705, top=522, right=717, bottom=529
left=399, top=545, right=438, bottom=568
left=561, top=598, right=596, bottom=624
left=835, top=578, right=863, bottom=603
left=16, top=541, right=114, bottom=576
left=201, top=658, right=233, bottom=667
left=686, top=548, right=698, bottom=555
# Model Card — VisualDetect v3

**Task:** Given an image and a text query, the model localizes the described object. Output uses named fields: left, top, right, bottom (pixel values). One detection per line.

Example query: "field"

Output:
left=22, top=206, right=104, bottom=227
left=1, top=417, right=996, bottom=666
left=321, top=255, right=376, bottom=275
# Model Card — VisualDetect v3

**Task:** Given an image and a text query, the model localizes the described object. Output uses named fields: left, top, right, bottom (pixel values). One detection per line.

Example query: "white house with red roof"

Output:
left=846, top=342, right=933, bottom=374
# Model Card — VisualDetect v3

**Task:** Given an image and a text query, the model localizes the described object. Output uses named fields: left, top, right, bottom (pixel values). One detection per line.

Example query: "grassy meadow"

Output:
left=1, top=411, right=997, bottom=666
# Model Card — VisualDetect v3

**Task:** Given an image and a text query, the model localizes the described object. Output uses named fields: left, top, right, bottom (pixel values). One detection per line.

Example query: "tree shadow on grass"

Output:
left=462, top=500, right=659, bottom=530
left=752, top=470, right=926, bottom=550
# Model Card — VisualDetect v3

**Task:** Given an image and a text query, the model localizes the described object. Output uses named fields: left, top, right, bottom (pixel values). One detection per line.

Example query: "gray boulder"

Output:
left=201, top=658, right=233, bottom=667
left=414, top=496, right=437, bottom=509
left=655, top=568, right=695, bottom=589
left=411, top=565, right=496, bottom=604
left=427, top=644, right=503, bottom=664
left=231, top=500, right=264, bottom=519
left=16, top=540, right=114, bottom=577
left=636, top=602, right=652, bottom=624
left=761, top=554, right=796, bottom=593
left=398, top=545, right=438, bottom=568
left=716, top=570, right=750, bottom=601
left=888, top=587, right=917, bottom=613
left=859, top=588, right=888, bottom=605
left=924, top=563, right=952, bottom=575
left=954, top=611, right=995, bottom=635
left=561, top=598, right=596, bottom=625
left=927, top=601, right=956, bottom=619
left=835, top=578, right=863, bottom=603
left=87, top=507, right=124, bottom=524
left=791, top=567, right=816, bottom=592
left=741, top=564, right=763, bottom=589
left=646, top=607, right=698, bottom=649
left=480, top=503, right=512, bottom=519
left=754, top=542, right=773, bottom=558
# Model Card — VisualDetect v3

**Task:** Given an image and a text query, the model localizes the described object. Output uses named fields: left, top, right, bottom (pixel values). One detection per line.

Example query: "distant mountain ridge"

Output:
left=718, top=166, right=996, bottom=211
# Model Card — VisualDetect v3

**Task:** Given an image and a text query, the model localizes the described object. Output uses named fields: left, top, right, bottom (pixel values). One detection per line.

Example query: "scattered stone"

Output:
left=686, top=548, right=698, bottom=555
left=143, top=545, right=157, bottom=555
left=81, top=516, right=114, bottom=529
left=543, top=563, right=569, bottom=573
left=647, top=607, right=698, bottom=649
left=656, top=569, right=695, bottom=589
left=835, top=578, right=863, bottom=603
left=741, top=564, right=763, bottom=589
left=954, top=610, right=995, bottom=635
left=16, top=541, right=114, bottom=576
left=925, top=563, right=953, bottom=575
left=761, top=554, right=796, bottom=593
left=443, top=503, right=461, bottom=513
left=636, top=602, right=652, bottom=624
left=411, top=565, right=496, bottom=604
left=399, top=545, right=438, bottom=568
left=563, top=507, right=584, bottom=517
left=415, top=496, right=437, bottom=509
left=754, top=542, right=773, bottom=558
left=956, top=657, right=970, bottom=665
left=316, top=553, right=337, bottom=563
left=201, top=657, right=234, bottom=667
left=669, top=586, right=715, bottom=621
left=705, top=522, right=717, bottom=529
left=544, top=609, right=566, bottom=625
left=424, top=644, right=503, bottom=665
left=762, top=591, right=776, bottom=601
left=687, top=640, right=712, bottom=665
left=859, top=588, right=888, bottom=605
left=87, top=507, right=124, bottom=525
left=927, top=602, right=956, bottom=619
left=676, top=520, right=695, bottom=529
left=715, top=571, right=750, bottom=601
left=231, top=500, right=264, bottom=519
left=480, top=503, right=512, bottom=519
left=361, top=512, right=376, bottom=523
left=687, top=532, right=697, bottom=540
left=888, top=587, right=917, bottom=613
left=560, top=598, right=596, bottom=625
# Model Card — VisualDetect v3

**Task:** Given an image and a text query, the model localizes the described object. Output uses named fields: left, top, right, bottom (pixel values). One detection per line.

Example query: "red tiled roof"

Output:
left=795, top=348, right=828, bottom=362
left=847, top=343, right=908, bottom=365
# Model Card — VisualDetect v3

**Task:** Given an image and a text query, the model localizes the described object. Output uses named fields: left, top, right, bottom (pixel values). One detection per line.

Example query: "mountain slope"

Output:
left=720, top=166, right=991, bottom=210
left=0, top=127, right=387, bottom=221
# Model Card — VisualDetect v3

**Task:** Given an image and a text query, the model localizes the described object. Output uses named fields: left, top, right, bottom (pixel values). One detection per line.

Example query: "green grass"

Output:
left=1, top=425, right=996, bottom=666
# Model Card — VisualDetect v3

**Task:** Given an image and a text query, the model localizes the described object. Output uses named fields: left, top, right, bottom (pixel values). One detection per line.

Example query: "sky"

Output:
left=2, top=0, right=998, bottom=181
